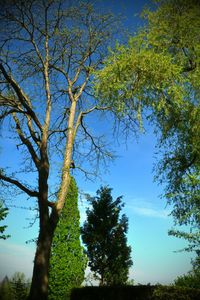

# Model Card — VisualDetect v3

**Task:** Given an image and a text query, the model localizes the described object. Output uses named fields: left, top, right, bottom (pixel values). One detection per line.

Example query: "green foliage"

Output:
left=48, top=178, right=87, bottom=300
left=10, top=272, right=29, bottom=300
left=0, top=276, right=12, bottom=300
left=81, top=186, right=132, bottom=286
left=174, top=253, right=200, bottom=289
left=150, top=0, right=200, bottom=251
left=94, top=0, right=200, bottom=252
left=0, top=201, right=10, bottom=240
left=0, top=273, right=30, bottom=300
left=144, top=0, right=200, bottom=252
left=153, top=285, right=200, bottom=300
left=174, top=273, right=200, bottom=290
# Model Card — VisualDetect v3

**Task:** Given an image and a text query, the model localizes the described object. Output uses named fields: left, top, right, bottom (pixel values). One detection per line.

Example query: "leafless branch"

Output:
left=0, top=63, right=42, bottom=131
left=0, top=173, right=38, bottom=197
left=12, top=113, right=40, bottom=169
left=82, top=105, right=112, bottom=115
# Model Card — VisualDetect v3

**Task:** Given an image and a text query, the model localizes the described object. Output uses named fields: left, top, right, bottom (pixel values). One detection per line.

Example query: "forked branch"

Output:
left=0, top=63, right=42, bottom=131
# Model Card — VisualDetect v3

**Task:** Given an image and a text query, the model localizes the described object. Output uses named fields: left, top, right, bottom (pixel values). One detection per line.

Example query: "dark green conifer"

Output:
left=81, top=186, right=133, bottom=286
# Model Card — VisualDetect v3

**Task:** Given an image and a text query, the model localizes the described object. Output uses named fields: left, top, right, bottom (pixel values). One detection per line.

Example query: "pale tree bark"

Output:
left=0, top=1, right=123, bottom=299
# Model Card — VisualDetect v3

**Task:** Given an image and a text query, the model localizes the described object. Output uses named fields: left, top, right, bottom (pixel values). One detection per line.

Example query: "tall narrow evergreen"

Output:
left=48, top=178, right=87, bottom=300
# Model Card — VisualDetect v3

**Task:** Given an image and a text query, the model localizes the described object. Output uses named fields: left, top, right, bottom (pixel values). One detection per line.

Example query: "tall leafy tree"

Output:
left=48, top=177, right=87, bottom=300
left=0, top=1, right=138, bottom=299
left=0, top=201, right=9, bottom=240
left=81, top=186, right=133, bottom=286
left=94, top=0, right=200, bottom=252
left=143, top=0, right=200, bottom=253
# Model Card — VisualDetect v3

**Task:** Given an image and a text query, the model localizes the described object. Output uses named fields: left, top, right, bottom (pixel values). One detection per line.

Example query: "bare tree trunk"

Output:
left=28, top=220, right=54, bottom=300
left=28, top=158, right=55, bottom=300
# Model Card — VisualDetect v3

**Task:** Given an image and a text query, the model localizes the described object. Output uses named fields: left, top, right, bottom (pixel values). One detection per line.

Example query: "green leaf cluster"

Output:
left=81, top=186, right=133, bottom=286
left=48, top=178, right=87, bottom=300
left=145, top=0, right=200, bottom=252
left=94, top=0, right=200, bottom=251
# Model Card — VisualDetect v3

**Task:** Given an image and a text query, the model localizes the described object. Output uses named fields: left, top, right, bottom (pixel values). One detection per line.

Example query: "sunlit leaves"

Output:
left=94, top=0, right=200, bottom=251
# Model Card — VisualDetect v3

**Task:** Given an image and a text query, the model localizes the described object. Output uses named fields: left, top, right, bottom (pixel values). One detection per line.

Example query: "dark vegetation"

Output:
left=70, top=285, right=200, bottom=300
left=0, top=273, right=30, bottom=300
left=81, top=186, right=132, bottom=286
left=1, top=281, right=200, bottom=300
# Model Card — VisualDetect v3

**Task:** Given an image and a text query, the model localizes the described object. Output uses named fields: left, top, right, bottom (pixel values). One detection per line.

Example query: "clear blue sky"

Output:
left=0, top=0, right=195, bottom=284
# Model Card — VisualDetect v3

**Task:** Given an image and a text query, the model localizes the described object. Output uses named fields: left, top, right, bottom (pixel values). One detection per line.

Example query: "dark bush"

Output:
left=153, top=285, right=200, bottom=300
left=70, top=285, right=200, bottom=300
left=70, top=285, right=155, bottom=300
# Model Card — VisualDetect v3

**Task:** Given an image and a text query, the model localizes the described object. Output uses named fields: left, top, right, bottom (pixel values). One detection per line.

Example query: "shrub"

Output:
left=70, top=285, right=155, bottom=300
left=70, top=285, right=200, bottom=300
left=153, top=285, right=200, bottom=300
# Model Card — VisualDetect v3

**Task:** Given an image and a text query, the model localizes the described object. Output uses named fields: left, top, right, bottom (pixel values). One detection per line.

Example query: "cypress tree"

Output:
left=48, top=178, right=87, bottom=300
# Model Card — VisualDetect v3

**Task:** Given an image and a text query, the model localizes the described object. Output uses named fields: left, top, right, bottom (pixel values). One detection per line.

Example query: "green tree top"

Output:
left=81, top=186, right=133, bottom=286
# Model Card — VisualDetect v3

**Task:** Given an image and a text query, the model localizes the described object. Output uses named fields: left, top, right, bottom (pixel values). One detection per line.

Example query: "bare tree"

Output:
left=0, top=1, right=123, bottom=299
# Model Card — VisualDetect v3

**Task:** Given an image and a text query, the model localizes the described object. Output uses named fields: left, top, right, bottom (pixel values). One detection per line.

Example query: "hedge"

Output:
left=70, top=285, right=200, bottom=300
left=153, top=286, right=200, bottom=300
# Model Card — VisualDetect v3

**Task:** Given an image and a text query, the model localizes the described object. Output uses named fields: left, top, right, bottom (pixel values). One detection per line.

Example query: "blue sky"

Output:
left=0, top=0, right=195, bottom=284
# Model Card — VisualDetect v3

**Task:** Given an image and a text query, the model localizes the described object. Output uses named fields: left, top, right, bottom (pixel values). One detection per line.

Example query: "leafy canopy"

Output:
left=94, top=0, right=200, bottom=252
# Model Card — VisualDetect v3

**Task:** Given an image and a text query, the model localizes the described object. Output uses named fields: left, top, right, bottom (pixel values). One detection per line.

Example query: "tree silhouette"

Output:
left=82, top=186, right=132, bottom=286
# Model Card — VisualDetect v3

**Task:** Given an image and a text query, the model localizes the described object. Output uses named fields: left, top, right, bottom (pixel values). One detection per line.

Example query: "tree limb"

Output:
left=13, top=113, right=40, bottom=169
left=0, top=173, right=38, bottom=197
left=0, top=63, right=42, bottom=131
left=83, top=105, right=112, bottom=115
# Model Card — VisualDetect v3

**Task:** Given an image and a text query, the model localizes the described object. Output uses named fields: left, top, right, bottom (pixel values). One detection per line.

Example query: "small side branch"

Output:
left=13, top=113, right=40, bottom=169
left=80, top=118, right=100, bottom=150
left=82, top=105, right=112, bottom=115
left=0, top=173, right=38, bottom=197
left=74, top=105, right=112, bottom=140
